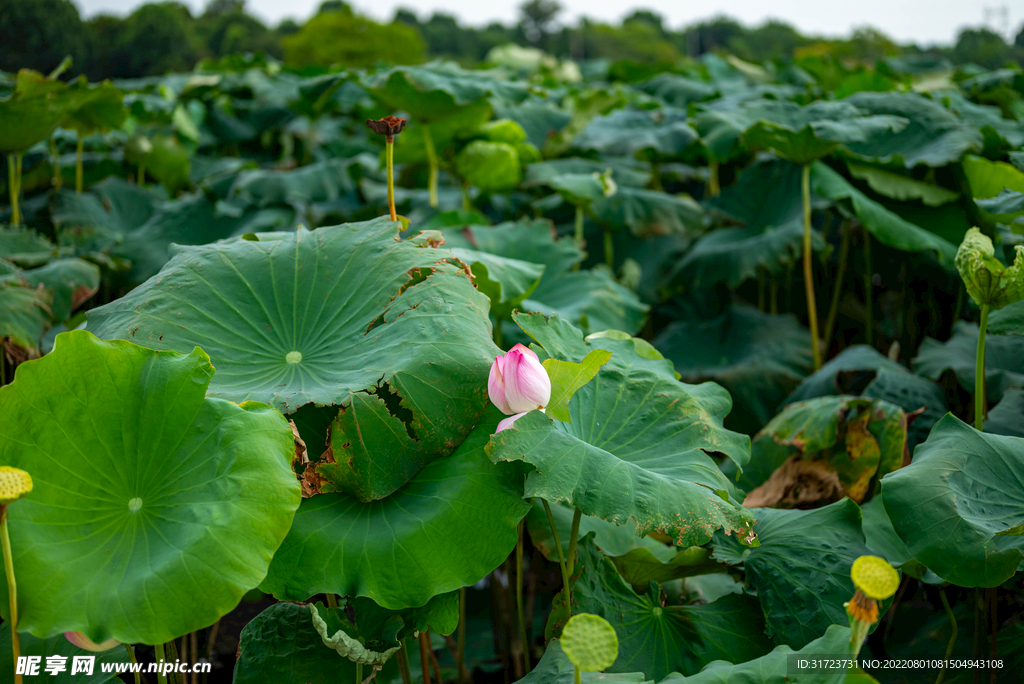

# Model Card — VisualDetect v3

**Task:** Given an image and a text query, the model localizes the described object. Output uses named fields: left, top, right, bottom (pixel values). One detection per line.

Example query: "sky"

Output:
left=72, top=0, right=1023, bottom=46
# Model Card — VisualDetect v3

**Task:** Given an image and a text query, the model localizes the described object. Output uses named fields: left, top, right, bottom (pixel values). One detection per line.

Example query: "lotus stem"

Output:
left=456, top=587, right=467, bottom=682
left=936, top=589, right=957, bottom=684
left=604, top=228, right=614, bottom=269
left=758, top=267, right=765, bottom=310
left=398, top=639, right=412, bottom=684
left=423, top=124, right=438, bottom=208
left=824, top=221, right=852, bottom=354
left=516, top=521, right=531, bottom=674
left=1, top=506, right=20, bottom=684
left=356, top=662, right=363, bottom=684
left=461, top=184, right=472, bottom=211
left=418, top=631, right=431, bottom=684
left=76, top=135, right=84, bottom=194
left=566, top=507, right=582, bottom=576
left=7, top=154, right=20, bottom=226
left=988, top=587, right=998, bottom=684
left=386, top=137, right=397, bottom=222
left=541, top=500, right=572, bottom=619
left=770, top=275, right=778, bottom=315
left=123, top=643, right=142, bottom=684
left=801, top=164, right=821, bottom=370
left=50, top=137, right=62, bottom=191
left=326, top=593, right=338, bottom=609
left=154, top=642, right=168, bottom=684
left=975, top=303, right=989, bottom=431
left=138, top=163, right=146, bottom=188
left=707, top=159, right=720, bottom=197
left=864, top=228, right=873, bottom=347
left=574, top=664, right=582, bottom=684
left=574, top=205, right=584, bottom=271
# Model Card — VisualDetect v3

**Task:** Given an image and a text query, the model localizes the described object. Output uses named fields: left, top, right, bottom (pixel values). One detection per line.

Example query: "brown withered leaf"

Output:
left=743, top=455, right=846, bottom=509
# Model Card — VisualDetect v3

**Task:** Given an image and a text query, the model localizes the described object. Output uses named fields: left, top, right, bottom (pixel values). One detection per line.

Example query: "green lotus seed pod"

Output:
left=561, top=613, right=618, bottom=672
left=0, top=466, right=32, bottom=505
left=851, top=555, right=899, bottom=600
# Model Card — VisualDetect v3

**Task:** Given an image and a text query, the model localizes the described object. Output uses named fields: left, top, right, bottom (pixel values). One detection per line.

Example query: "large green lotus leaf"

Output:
left=0, top=623, right=130, bottom=683
left=88, top=218, right=497, bottom=501
left=494, top=99, right=572, bottom=149
left=523, top=157, right=651, bottom=189
left=912, top=321, right=1024, bottom=403
left=226, top=158, right=358, bottom=209
left=547, top=173, right=608, bottom=205
left=591, top=187, right=704, bottom=236
left=985, top=388, right=1024, bottom=437
left=527, top=500, right=726, bottom=587
left=361, top=62, right=529, bottom=121
left=811, top=162, right=958, bottom=263
left=962, top=154, right=1024, bottom=199
left=0, top=70, right=91, bottom=153
left=882, top=414, right=1024, bottom=587
left=975, top=189, right=1024, bottom=225
left=673, top=156, right=825, bottom=290
left=446, top=248, right=544, bottom=317
left=234, top=602, right=387, bottom=684
left=840, top=91, right=984, bottom=167
left=653, top=306, right=813, bottom=435
left=391, top=99, right=493, bottom=165
left=524, top=271, right=649, bottom=336
left=547, top=536, right=773, bottom=680
left=17, top=258, right=100, bottom=322
left=658, top=624, right=856, bottom=684
left=712, top=499, right=876, bottom=648
left=941, top=91, right=1024, bottom=151
left=0, top=225, right=59, bottom=267
left=260, top=410, right=531, bottom=610
left=519, top=641, right=645, bottom=684
left=738, top=396, right=906, bottom=506
left=784, top=345, right=907, bottom=404
left=741, top=99, right=908, bottom=165
left=51, top=177, right=164, bottom=238
left=0, top=330, right=300, bottom=644
left=0, top=279, right=51, bottom=352
left=641, top=74, right=718, bottom=109
left=860, top=495, right=930, bottom=580
left=455, top=140, right=522, bottom=192
left=439, top=218, right=583, bottom=284
left=124, top=134, right=191, bottom=194
left=845, top=161, right=959, bottom=206
left=573, top=107, right=700, bottom=160
left=487, top=313, right=756, bottom=547
left=62, top=79, right=127, bottom=137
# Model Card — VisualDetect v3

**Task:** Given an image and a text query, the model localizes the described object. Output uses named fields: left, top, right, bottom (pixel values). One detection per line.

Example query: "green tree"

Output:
left=109, top=2, right=200, bottom=77
left=0, top=0, right=85, bottom=74
left=953, top=28, right=1009, bottom=69
left=519, top=0, right=561, bottom=48
left=282, top=12, right=423, bottom=68
left=690, top=15, right=745, bottom=55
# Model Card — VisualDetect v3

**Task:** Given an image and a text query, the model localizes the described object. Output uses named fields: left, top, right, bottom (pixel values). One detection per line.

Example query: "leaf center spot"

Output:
left=652, top=607, right=663, bottom=616
left=286, top=351, right=303, bottom=364
left=128, top=497, right=143, bottom=513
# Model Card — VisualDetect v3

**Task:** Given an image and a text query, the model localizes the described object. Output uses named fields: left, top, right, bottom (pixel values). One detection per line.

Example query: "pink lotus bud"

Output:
left=65, top=631, right=120, bottom=652
left=497, top=412, right=530, bottom=433
left=488, top=354, right=513, bottom=414
left=502, top=344, right=550, bottom=413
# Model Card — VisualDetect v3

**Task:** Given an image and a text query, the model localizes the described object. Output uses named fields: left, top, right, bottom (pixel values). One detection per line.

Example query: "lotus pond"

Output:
left=1, top=53, right=1024, bottom=684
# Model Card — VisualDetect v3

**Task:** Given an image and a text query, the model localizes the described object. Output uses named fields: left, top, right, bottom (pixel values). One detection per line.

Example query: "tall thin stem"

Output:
left=50, top=137, right=62, bottom=191
left=356, top=662, right=363, bottom=684
left=516, top=521, right=530, bottom=674
left=823, top=221, right=852, bottom=354
left=7, top=155, right=20, bottom=226
left=758, top=267, right=766, bottom=311
left=418, top=631, right=432, bottom=684
left=573, top=205, right=584, bottom=271
left=936, top=589, right=957, bottom=684
left=154, top=642, right=168, bottom=684
left=541, top=500, right=572, bottom=619
left=124, top=643, right=141, bottom=684
left=566, top=508, right=582, bottom=577
left=398, top=639, right=412, bottom=684
left=422, top=125, right=438, bottom=208
left=457, top=587, right=467, bottom=683
left=864, top=229, right=873, bottom=347
left=2, top=507, right=20, bottom=684
left=707, top=159, right=720, bottom=197
left=385, top=137, right=396, bottom=222
left=326, top=593, right=338, bottom=609
left=76, top=136, right=84, bottom=194
left=769, top=276, right=778, bottom=315
left=975, top=303, right=990, bottom=431
left=603, top=228, right=614, bottom=269
left=801, top=164, right=821, bottom=370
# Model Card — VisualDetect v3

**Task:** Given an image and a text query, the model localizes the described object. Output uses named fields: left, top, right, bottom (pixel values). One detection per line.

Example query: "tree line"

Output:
left=2, top=0, right=1022, bottom=79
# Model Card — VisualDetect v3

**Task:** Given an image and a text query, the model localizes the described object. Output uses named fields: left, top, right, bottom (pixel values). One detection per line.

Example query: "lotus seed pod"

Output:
left=851, top=555, right=899, bottom=600
left=955, top=228, right=1024, bottom=310
left=0, top=466, right=32, bottom=505
left=561, top=613, right=618, bottom=672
